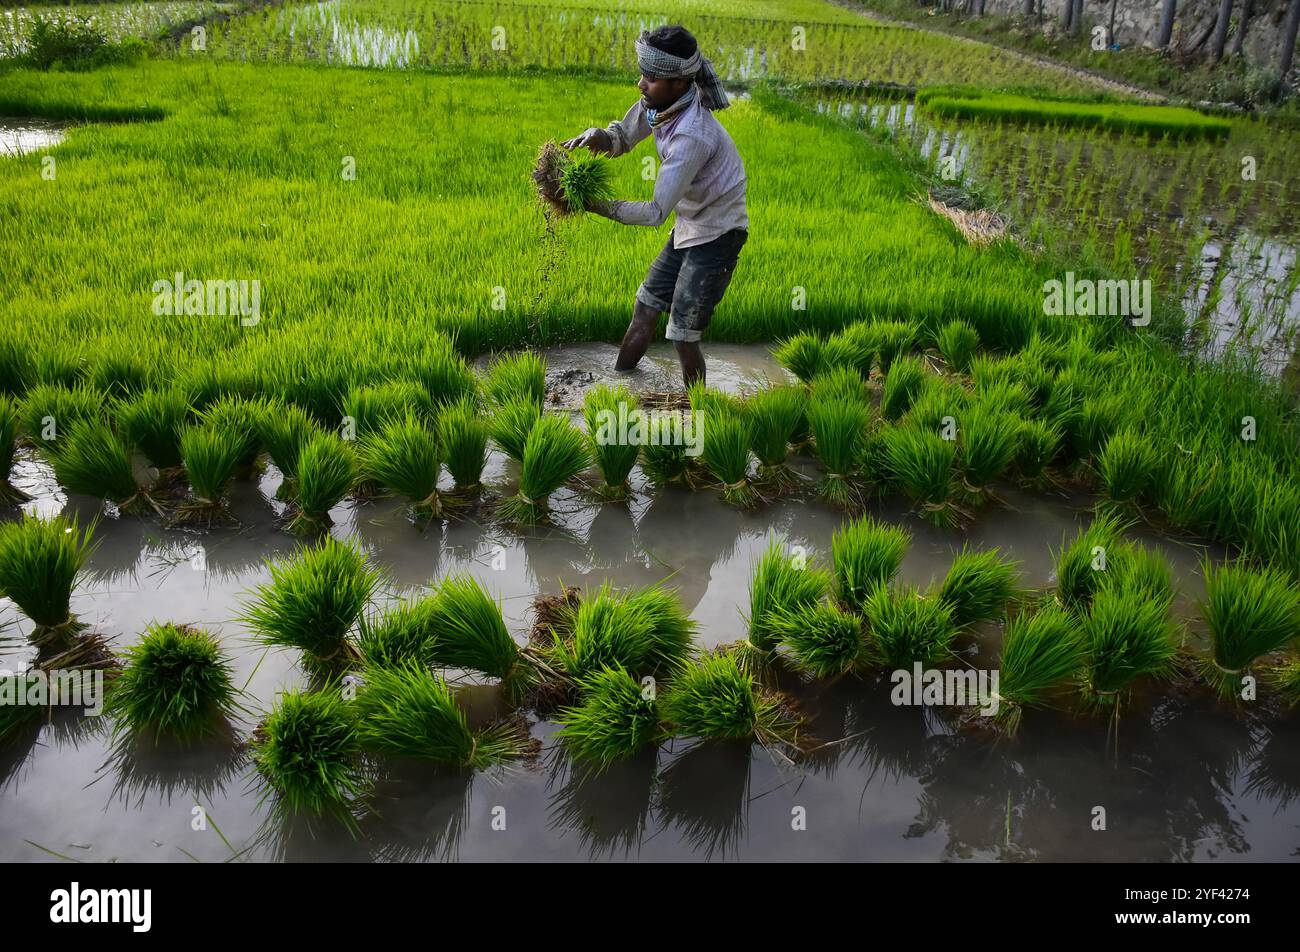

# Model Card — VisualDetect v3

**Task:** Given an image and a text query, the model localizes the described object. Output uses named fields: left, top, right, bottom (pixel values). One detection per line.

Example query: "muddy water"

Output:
left=0, top=118, right=67, bottom=157
left=3, top=343, right=1298, bottom=862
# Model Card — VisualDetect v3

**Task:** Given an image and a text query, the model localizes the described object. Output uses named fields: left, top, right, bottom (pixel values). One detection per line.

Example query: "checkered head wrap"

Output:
left=634, top=30, right=729, bottom=111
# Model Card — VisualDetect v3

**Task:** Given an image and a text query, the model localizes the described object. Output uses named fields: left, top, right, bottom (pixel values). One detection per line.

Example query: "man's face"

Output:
left=639, top=74, right=691, bottom=111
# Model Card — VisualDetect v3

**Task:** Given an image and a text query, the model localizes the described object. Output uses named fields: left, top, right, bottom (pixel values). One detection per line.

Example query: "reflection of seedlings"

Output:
left=656, top=739, right=751, bottom=860
left=994, top=604, right=1086, bottom=736
left=51, top=421, right=165, bottom=515
left=0, top=396, right=28, bottom=504
left=938, top=545, right=1022, bottom=629
left=1200, top=562, right=1300, bottom=702
left=99, top=731, right=247, bottom=811
left=363, top=760, right=473, bottom=862
left=548, top=744, right=657, bottom=859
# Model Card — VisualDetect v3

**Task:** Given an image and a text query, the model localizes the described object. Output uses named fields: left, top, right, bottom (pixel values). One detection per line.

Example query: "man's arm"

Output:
left=588, top=132, right=710, bottom=227
left=561, top=101, right=650, bottom=158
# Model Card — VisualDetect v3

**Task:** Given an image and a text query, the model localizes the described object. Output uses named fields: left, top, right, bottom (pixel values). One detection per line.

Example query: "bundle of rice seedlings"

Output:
left=809, top=365, right=869, bottom=408
left=623, top=583, right=697, bottom=674
left=906, top=378, right=967, bottom=432
left=1053, top=511, right=1127, bottom=612
left=257, top=399, right=317, bottom=497
left=1268, top=655, right=1300, bottom=709
left=698, top=403, right=757, bottom=508
left=550, top=582, right=690, bottom=682
left=105, top=623, right=240, bottom=744
left=0, top=513, right=96, bottom=636
left=484, top=351, right=546, bottom=408
left=770, top=601, right=869, bottom=679
left=253, top=689, right=365, bottom=825
left=198, top=396, right=263, bottom=472
left=359, top=415, right=448, bottom=522
left=875, top=321, right=917, bottom=371
left=428, top=574, right=528, bottom=700
left=995, top=604, right=1086, bottom=734
left=1080, top=588, right=1179, bottom=707
left=175, top=424, right=243, bottom=525
left=116, top=388, right=189, bottom=472
left=438, top=396, right=489, bottom=496
left=660, top=652, right=796, bottom=746
left=822, top=326, right=877, bottom=378
left=745, top=385, right=804, bottom=491
left=491, top=396, right=541, bottom=463
left=1015, top=417, right=1063, bottom=487
left=555, top=666, right=660, bottom=771
left=584, top=384, right=640, bottom=500
left=1096, top=540, right=1174, bottom=608
left=288, top=433, right=355, bottom=533
left=862, top=584, right=956, bottom=669
left=880, top=424, right=963, bottom=527
left=936, top=320, right=979, bottom=373
left=957, top=404, right=1020, bottom=498
left=880, top=355, right=928, bottom=422
left=640, top=410, right=692, bottom=487
left=938, top=546, right=1022, bottom=628
left=355, top=663, right=525, bottom=768
left=1075, top=394, right=1129, bottom=461
left=533, top=141, right=615, bottom=215
left=1097, top=428, right=1160, bottom=509
left=239, top=538, right=380, bottom=672
left=50, top=421, right=162, bottom=515
left=500, top=413, right=590, bottom=524
left=412, top=333, right=478, bottom=408
left=0, top=395, right=28, bottom=504
left=20, top=382, right=105, bottom=451
left=807, top=398, right=870, bottom=509
left=88, top=350, right=149, bottom=398
left=975, top=379, right=1034, bottom=417
left=342, top=381, right=434, bottom=437
left=356, top=598, right=440, bottom=671
left=773, top=332, right=826, bottom=383
left=741, top=539, right=831, bottom=670
left=832, top=515, right=910, bottom=613
left=1199, top=562, right=1300, bottom=702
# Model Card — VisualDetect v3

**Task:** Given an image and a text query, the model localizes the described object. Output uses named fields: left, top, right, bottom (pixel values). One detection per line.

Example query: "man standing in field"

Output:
left=562, top=24, right=748, bottom=387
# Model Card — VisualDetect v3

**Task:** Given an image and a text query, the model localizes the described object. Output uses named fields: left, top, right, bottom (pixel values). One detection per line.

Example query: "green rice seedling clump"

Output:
left=809, top=365, right=869, bottom=408
left=1268, top=655, right=1300, bottom=708
left=254, top=689, right=365, bottom=825
left=832, top=515, right=910, bottom=613
left=660, top=652, right=795, bottom=746
left=623, top=583, right=697, bottom=675
left=427, top=574, right=524, bottom=692
left=1097, top=428, right=1160, bottom=509
left=0, top=395, right=27, bottom=504
left=484, top=351, right=546, bottom=408
left=881, top=356, right=930, bottom=421
left=357, top=598, right=440, bottom=671
left=936, top=320, right=979, bottom=373
left=491, top=396, right=541, bottom=463
left=51, top=421, right=157, bottom=514
left=176, top=423, right=243, bottom=523
left=551, top=583, right=663, bottom=683
left=1015, top=417, right=1063, bottom=485
left=746, top=538, right=831, bottom=653
left=745, top=385, right=804, bottom=491
left=21, top=382, right=105, bottom=451
left=996, top=604, right=1086, bottom=733
left=863, top=584, right=956, bottom=669
left=290, top=432, right=355, bottom=532
left=0, top=513, right=96, bottom=633
left=696, top=398, right=756, bottom=508
left=584, top=384, right=640, bottom=500
left=257, top=399, right=317, bottom=493
left=1081, top=588, right=1179, bottom=706
left=106, top=622, right=240, bottom=744
left=875, top=321, right=917, bottom=371
left=1199, top=562, right=1300, bottom=701
left=774, top=332, right=826, bottom=383
left=501, top=413, right=590, bottom=524
left=359, top=415, right=443, bottom=521
left=640, top=411, right=691, bottom=487
left=771, top=601, right=869, bottom=679
left=881, top=424, right=963, bottom=527
left=1054, top=512, right=1127, bottom=612
left=198, top=396, right=263, bottom=470
left=938, top=546, right=1022, bottom=628
left=555, top=666, right=660, bottom=771
left=957, top=403, right=1020, bottom=495
left=807, top=398, right=870, bottom=509
left=117, top=388, right=189, bottom=471
left=240, top=538, right=380, bottom=671
left=1095, top=540, right=1174, bottom=608
left=343, top=381, right=435, bottom=437
left=438, top=396, right=489, bottom=494
left=534, top=141, right=614, bottom=215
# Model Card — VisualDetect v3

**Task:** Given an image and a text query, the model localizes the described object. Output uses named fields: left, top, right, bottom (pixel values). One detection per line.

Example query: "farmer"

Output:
left=562, top=24, right=748, bottom=388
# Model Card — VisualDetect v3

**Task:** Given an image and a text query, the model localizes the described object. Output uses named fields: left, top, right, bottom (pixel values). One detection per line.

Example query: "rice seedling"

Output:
left=116, top=388, right=189, bottom=472
left=1014, top=417, right=1063, bottom=487
left=1080, top=588, right=1179, bottom=708
left=1095, top=540, right=1174, bottom=609
left=743, top=539, right=832, bottom=663
left=774, top=332, right=826, bottom=383
left=744, top=385, right=804, bottom=491
left=975, top=379, right=1034, bottom=417
left=257, top=399, right=317, bottom=497
left=1053, top=512, right=1128, bottom=613
left=484, top=351, right=546, bottom=408
left=490, top=396, right=541, bottom=463
left=427, top=574, right=528, bottom=699
left=956, top=404, right=1020, bottom=498
left=770, top=601, right=870, bottom=679
left=438, top=396, right=489, bottom=495
left=1074, top=394, right=1129, bottom=462
left=355, top=662, right=525, bottom=768
left=356, top=597, right=440, bottom=671
left=623, top=583, right=697, bottom=675
left=533, top=142, right=614, bottom=215
left=549, top=581, right=691, bottom=683
left=50, top=421, right=162, bottom=515
left=555, top=666, right=660, bottom=772
left=412, top=334, right=479, bottom=408
left=832, top=515, right=910, bottom=613
left=198, top=395, right=263, bottom=472
left=1268, top=655, right=1300, bottom=709
left=253, top=688, right=365, bottom=826
left=105, top=623, right=240, bottom=744
left=1199, top=562, right=1300, bottom=702
left=660, top=652, right=797, bottom=746
left=874, top=321, right=917, bottom=372
left=358, top=415, right=447, bottom=522
left=640, top=411, right=692, bottom=487
left=584, top=384, right=640, bottom=500
left=20, top=382, right=105, bottom=451
left=342, top=381, right=434, bottom=436
left=1097, top=428, right=1160, bottom=510
left=880, top=424, right=963, bottom=528
left=822, top=325, right=877, bottom=378
left=240, top=538, right=380, bottom=672
left=862, top=584, right=957, bottom=669
left=809, top=365, right=869, bottom=408
left=935, top=320, right=979, bottom=373
left=499, top=413, right=590, bottom=525
left=995, top=604, right=1086, bottom=734
left=697, top=402, right=757, bottom=509
left=288, top=432, right=355, bottom=533
left=175, top=424, right=243, bottom=525
left=938, top=546, right=1023, bottom=628
left=806, top=398, right=870, bottom=509
left=0, top=513, right=96, bottom=635
left=905, top=378, right=968, bottom=432
left=880, top=355, right=928, bottom=422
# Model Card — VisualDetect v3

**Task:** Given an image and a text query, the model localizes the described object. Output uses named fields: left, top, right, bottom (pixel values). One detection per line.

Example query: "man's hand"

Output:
left=561, top=127, right=614, bottom=155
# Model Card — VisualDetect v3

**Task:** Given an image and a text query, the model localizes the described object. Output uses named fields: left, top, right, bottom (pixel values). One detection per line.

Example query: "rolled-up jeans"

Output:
left=635, top=228, right=749, bottom=343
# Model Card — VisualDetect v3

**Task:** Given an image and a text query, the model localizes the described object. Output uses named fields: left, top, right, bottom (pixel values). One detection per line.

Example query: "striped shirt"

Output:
left=591, top=95, right=748, bottom=249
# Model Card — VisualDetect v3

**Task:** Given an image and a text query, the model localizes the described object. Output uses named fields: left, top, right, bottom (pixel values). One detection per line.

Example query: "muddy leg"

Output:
left=615, top=300, right=661, bottom=371
left=674, top=340, right=705, bottom=388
